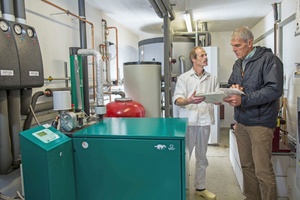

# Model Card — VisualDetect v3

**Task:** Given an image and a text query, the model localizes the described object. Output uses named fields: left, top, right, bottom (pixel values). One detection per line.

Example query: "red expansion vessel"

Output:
left=104, top=98, right=145, bottom=118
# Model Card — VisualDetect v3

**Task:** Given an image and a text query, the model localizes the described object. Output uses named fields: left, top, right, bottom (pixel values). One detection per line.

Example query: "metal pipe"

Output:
left=107, top=27, right=119, bottom=100
left=0, top=1, right=2, bottom=18
left=0, top=90, right=13, bottom=175
left=78, top=49, right=104, bottom=106
left=29, top=105, right=40, bottom=126
left=195, top=20, right=199, bottom=47
left=23, top=91, right=44, bottom=130
left=1, top=0, right=15, bottom=21
left=163, top=15, right=172, bottom=117
left=7, top=89, right=21, bottom=165
left=41, top=0, right=95, bottom=114
left=102, top=19, right=110, bottom=83
left=148, top=0, right=163, bottom=18
left=44, top=77, right=70, bottom=81
left=162, top=0, right=175, bottom=21
left=155, top=0, right=167, bottom=16
left=174, top=31, right=211, bottom=37
left=104, top=91, right=125, bottom=98
left=13, top=0, right=26, bottom=24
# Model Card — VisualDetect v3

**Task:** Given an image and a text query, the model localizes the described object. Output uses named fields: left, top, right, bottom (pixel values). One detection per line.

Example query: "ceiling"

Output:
left=87, top=0, right=279, bottom=37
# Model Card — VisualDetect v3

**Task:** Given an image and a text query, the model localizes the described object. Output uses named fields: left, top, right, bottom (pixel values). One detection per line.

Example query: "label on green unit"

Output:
left=32, top=128, right=60, bottom=143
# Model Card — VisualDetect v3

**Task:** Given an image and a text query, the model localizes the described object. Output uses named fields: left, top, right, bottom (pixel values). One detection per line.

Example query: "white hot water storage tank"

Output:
left=123, top=62, right=161, bottom=118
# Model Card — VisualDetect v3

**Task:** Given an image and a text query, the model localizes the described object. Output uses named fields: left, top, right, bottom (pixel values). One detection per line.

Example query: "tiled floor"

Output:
left=186, top=128, right=246, bottom=200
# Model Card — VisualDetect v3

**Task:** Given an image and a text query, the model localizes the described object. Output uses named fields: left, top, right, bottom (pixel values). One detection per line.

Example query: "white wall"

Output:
left=210, top=32, right=237, bottom=128
left=252, top=0, right=299, bottom=140
left=25, top=0, right=139, bottom=97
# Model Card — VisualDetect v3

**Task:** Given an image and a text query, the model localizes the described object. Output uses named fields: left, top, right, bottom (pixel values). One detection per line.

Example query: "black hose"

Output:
left=23, top=91, right=44, bottom=130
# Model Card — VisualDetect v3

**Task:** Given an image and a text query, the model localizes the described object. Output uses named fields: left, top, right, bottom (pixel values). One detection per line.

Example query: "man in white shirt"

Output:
left=173, top=46, right=218, bottom=200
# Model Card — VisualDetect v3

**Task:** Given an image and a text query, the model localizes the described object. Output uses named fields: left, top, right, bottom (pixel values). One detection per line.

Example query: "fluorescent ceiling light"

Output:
left=184, top=12, right=192, bottom=32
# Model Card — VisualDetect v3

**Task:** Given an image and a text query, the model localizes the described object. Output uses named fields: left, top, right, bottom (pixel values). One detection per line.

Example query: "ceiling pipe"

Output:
left=174, top=31, right=211, bottom=37
left=162, top=0, right=175, bottom=21
left=1, top=0, right=15, bottom=21
left=13, top=0, right=26, bottom=24
left=148, top=0, right=163, bottom=18
left=41, top=0, right=96, bottom=113
left=155, top=0, right=168, bottom=17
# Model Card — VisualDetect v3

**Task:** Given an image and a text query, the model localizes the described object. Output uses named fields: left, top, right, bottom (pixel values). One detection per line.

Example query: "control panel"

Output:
left=32, top=128, right=60, bottom=143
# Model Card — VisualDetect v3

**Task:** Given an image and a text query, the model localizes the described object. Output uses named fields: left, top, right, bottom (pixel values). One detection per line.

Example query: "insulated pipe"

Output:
left=20, top=88, right=32, bottom=115
left=13, top=0, right=26, bottom=24
left=1, top=0, right=15, bottom=21
left=179, top=56, right=187, bottom=74
left=23, top=91, right=44, bottom=131
left=0, top=90, right=13, bottom=175
left=7, top=89, right=21, bottom=165
left=148, top=0, right=163, bottom=18
left=78, top=49, right=104, bottom=106
left=162, top=0, right=175, bottom=21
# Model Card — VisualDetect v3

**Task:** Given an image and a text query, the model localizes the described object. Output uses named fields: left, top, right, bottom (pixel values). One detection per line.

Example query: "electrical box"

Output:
left=20, top=125, right=76, bottom=200
left=72, top=118, right=188, bottom=200
left=0, top=17, right=20, bottom=90
left=9, top=21, right=44, bottom=88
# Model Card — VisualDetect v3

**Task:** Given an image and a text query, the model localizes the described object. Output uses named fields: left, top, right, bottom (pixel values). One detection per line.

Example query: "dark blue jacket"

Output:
left=228, top=46, right=283, bottom=128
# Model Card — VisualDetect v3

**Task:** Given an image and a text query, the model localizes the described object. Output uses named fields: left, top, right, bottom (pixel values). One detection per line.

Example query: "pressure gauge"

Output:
left=0, top=21, right=9, bottom=32
left=60, top=112, right=77, bottom=132
left=14, top=24, right=22, bottom=35
left=27, top=28, right=34, bottom=37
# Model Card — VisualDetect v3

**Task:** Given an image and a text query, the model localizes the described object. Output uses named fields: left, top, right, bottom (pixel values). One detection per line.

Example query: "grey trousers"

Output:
left=235, top=123, right=277, bottom=200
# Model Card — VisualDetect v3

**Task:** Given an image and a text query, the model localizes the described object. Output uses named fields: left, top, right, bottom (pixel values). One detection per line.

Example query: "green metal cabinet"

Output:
left=72, top=118, right=188, bottom=200
left=20, top=126, right=76, bottom=200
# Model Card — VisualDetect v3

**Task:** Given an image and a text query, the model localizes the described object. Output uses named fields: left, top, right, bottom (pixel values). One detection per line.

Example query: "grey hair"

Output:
left=230, top=27, right=254, bottom=43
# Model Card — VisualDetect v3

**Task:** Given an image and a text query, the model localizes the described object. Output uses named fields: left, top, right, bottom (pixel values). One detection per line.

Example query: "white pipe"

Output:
left=77, top=49, right=105, bottom=108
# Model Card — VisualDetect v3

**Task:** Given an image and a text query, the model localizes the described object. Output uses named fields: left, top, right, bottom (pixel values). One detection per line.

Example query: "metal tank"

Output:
left=104, top=98, right=145, bottom=118
left=123, top=62, right=161, bottom=118
left=138, top=37, right=195, bottom=75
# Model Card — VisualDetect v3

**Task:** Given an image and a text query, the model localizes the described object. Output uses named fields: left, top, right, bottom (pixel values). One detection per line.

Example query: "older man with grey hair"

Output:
left=223, top=27, right=283, bottom=200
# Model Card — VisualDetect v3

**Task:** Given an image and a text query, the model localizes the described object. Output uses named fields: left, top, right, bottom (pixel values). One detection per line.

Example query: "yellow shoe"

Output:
left=195, top=189, right=216, bottom=200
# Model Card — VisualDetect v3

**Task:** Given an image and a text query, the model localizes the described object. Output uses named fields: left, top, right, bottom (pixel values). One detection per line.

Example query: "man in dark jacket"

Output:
left=223, top=27, right=283, bottom=200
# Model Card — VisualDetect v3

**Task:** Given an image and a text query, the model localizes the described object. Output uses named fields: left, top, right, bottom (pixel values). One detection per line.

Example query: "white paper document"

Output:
left=195, top=91, right=228, bottom=103
left=195, top=88, right=244, bottom=103
left=218, top=88, right=245, bottom=96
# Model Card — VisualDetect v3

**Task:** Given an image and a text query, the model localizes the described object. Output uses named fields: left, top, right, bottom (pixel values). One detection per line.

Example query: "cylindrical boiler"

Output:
left=138, top=36, right=195, bottom=75
left=104, top=98, right=145, bottom=118
left=124, top=62, right=161, bottom=118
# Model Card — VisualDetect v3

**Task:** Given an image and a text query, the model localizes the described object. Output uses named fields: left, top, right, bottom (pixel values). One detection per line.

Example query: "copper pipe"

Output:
left=107, top=27, right=119, bottom=102
left=41, top=0, right=96, bottom=100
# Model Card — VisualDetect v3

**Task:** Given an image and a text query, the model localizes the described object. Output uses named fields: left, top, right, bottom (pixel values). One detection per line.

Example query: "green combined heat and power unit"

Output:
left=20, top=117, right=188, bottom=200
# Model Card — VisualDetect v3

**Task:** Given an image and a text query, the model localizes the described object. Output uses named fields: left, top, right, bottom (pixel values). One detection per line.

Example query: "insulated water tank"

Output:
left=123, top=62, right=161, bottom=118
left=104, top=98, right=145, bottom=118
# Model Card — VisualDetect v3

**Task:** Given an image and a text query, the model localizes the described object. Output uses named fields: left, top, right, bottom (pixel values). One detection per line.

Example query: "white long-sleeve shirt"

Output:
left=173, top=68, right=219, bottom=126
